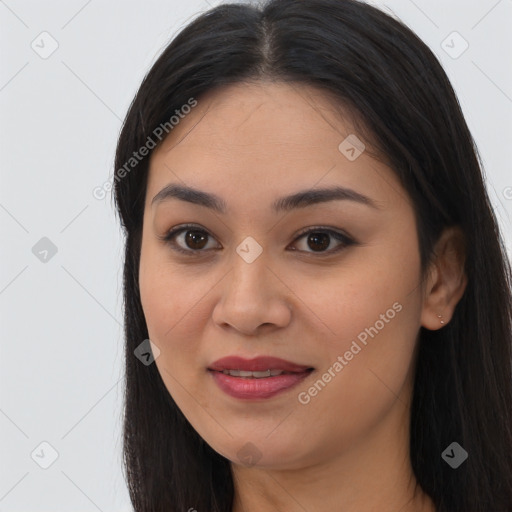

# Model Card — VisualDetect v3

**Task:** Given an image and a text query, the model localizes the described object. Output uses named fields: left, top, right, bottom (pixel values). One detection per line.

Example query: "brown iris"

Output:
left=185, top=230, right=209, bottom=250
left=306, top=232, right=330, bottom=251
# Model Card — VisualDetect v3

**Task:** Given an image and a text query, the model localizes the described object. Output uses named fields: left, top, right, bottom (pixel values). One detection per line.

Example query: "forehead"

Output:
left=146, top=81, right=401, bottom=210
left=154, top=81, right=363, bottom=155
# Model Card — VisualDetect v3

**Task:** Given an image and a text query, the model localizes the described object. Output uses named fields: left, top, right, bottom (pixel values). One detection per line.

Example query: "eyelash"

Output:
left=160, top=223, right=356, bottom=257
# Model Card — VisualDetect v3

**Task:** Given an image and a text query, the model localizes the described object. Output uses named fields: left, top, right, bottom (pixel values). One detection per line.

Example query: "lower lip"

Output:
left=209, top=370, right=312, bottom=400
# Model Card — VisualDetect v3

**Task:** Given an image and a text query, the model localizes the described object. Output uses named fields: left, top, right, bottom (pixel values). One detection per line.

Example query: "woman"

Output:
left=112, top=0, right=512, bottom=510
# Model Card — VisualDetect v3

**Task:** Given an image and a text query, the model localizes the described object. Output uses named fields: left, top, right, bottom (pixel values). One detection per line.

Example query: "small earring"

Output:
left=437, top=314, right=445, bottom=325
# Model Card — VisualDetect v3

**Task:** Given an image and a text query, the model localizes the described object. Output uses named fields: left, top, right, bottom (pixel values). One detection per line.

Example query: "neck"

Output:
left=231, top=456, right=435, bottom=512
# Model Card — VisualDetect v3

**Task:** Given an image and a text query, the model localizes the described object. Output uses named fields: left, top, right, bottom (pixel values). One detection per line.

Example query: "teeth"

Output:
left=221, top=369, right=285, bottom=378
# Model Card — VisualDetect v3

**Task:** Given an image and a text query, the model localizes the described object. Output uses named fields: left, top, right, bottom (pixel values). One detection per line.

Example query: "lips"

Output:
left=208, top=356, right=313, bottom=373
left=208, top=356, right=314, bottom=400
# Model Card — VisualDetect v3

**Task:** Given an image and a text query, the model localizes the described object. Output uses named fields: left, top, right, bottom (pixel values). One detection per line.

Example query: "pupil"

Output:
left=186, top=230, right=208, bottom=249
left=308, top=232, right=329, bottom=251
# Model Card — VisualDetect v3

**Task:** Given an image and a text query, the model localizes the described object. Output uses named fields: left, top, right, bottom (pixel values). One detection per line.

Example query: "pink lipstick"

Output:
left=208, top=356, right=314, bottom=400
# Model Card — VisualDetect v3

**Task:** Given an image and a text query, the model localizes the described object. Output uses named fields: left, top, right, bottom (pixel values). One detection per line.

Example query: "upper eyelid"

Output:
left=162, top=224, right=219, bottom=244
left=294, top=225, right=353, bottom=240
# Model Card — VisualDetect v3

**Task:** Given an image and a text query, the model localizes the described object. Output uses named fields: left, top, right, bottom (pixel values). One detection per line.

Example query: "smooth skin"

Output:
left=138, top=81, right=467, bottom=512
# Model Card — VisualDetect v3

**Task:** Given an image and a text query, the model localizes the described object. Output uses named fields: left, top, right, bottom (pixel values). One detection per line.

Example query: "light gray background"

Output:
left=1, top=0, right=511, bottom=510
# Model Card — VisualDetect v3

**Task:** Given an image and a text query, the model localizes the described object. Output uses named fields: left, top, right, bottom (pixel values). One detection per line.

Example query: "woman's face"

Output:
left=139, top=81, right=426, bottom=469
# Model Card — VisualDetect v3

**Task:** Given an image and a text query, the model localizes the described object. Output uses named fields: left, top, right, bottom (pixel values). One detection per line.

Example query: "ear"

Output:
left=420, top=226, right=468, bottom=330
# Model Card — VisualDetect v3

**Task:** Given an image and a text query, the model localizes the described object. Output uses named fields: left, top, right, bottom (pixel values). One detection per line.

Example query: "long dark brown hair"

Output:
left=112, top=1, right=512, bottom=510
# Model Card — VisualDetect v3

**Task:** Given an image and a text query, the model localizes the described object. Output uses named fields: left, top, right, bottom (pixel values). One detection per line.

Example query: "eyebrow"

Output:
left=151, top=183, right=380, bottom=213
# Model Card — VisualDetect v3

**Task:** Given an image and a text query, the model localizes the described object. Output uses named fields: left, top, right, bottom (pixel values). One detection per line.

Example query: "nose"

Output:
left=211, top=250, right=293, bottom=336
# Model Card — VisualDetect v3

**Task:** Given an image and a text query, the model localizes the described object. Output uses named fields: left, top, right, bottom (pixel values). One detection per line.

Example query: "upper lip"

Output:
left=208, top=356, right=313, bottom=373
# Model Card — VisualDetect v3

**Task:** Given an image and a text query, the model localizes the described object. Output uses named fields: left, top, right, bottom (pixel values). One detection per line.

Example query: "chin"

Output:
left=209, top=434, right=308, bottom=469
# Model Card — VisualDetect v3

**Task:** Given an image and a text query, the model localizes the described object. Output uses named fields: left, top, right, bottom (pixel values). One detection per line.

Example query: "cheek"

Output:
left=298, top=230, right=423, bottom=411
left=139, top=246, right=209, bottom=407
left=302, top=236, right=421, bottom=346
left=139, top=242, right=219, bottom=370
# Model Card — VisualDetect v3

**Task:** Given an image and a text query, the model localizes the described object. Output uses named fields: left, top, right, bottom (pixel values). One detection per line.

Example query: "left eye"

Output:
left=291, top=228, right=354, bottom=254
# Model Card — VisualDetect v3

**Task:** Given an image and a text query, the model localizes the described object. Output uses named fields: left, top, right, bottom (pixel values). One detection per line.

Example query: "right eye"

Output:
left=161, top=224, right=221, bottom=256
